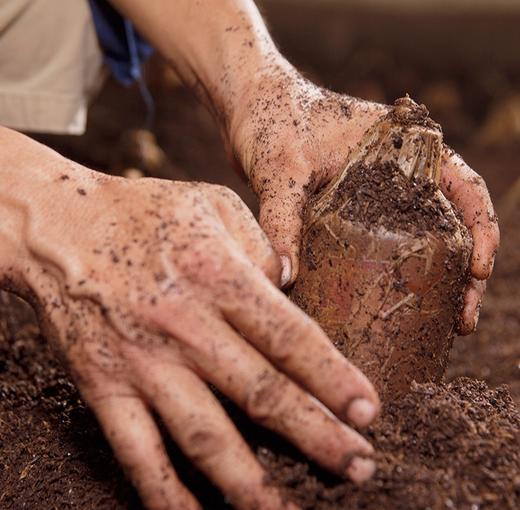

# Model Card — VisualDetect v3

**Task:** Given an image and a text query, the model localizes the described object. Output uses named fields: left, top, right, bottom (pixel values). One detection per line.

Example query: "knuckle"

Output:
left=210, top=184, right=249, bottom=211
left=105, top=430, right=160, bottom=480
left=215, top=184, right=241, bottom=203
left=245, top=370, right=292, bottom=423
left=490, top=221, right=500, bottom=245
left=180, top=243, right=228, bottom=282
left=120, top=436, right=152, bottom=467
left=261, top=251, right=283, bottom=285
left=265, top=315, right=314, bottom=364
left=206, top=182, right=229, bottom=195
left=467, top=172, right=487, bottom=190
left=69, top=337, right=117, bottom=377
left=467, top=173, right=492, bottom=202
left=183, top=423, right=227, bottom=465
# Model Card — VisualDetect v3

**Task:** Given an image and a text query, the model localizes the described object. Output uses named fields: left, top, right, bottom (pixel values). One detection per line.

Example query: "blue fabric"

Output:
left=88, top=0, right=154, bottom=86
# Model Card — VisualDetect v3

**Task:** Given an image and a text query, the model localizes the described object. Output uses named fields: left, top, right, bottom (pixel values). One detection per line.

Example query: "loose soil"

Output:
left=1, top=293, right=519, bottom=509
left=2, top=7, right=520, bottom=510
left=335, top=160, right=459, bottom=235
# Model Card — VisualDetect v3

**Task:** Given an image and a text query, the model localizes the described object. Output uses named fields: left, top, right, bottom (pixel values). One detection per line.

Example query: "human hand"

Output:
left=0, top=130, right=380, bottom=510
left=228, top=62, right=500, bottom=334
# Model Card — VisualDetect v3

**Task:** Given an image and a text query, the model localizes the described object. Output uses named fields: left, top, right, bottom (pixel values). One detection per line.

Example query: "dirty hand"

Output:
left=229, top=62, right=500, bottom=335
left=0, top=128, right=380, bottom=510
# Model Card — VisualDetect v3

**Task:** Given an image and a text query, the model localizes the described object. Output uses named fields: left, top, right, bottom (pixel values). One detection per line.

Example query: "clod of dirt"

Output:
left=290, top=98, right=472, bottom=399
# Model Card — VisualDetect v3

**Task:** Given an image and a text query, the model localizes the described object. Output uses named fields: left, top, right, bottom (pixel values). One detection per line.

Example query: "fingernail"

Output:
left=346, top=398, right=378, bottom=427
left=346, top=457, right=376, bottom=484
left=473, top=304, right=481, bottom=331
left=489, top=257, right=495, bottom=275
left=280, top=256, right=292, bottom=288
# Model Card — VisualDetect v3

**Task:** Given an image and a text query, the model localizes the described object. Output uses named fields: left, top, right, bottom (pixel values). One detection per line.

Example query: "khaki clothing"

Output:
left=0, top=0, right=104, bottom=135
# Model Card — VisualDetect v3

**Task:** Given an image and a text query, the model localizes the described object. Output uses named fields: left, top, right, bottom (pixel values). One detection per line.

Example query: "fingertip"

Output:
left=345, top=457, right=377, bottom=485
left=279, top=253, right=299, bottom=288
left=471, top=262, right=491, bottom=282
left=331, top=360, right=381, bottom=427
left=473, top=306, right=481, bottom=331
left=346, top=398, right=379, bottom=428
left=258, top=193, right=304, bottom=286
left=459, top=278, right=486, bottom=335
left=459, top=302, right=477, bottom=336
left=470, top=230, right=497, bottom=280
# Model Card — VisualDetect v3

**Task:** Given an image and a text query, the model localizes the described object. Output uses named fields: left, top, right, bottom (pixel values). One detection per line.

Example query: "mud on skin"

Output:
left=0, top=3, right=501, bottom=508
left=222, top=56, right=498, bottom=336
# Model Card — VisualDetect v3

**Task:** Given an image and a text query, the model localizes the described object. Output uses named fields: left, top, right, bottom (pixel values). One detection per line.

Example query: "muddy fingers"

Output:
left=137, top=364, right=295, bottom=510
left=86, top=391, right=201, bottom=510
left=159, top=313, right=375, bottom=484
left=216, top=263, right=380, bottom=428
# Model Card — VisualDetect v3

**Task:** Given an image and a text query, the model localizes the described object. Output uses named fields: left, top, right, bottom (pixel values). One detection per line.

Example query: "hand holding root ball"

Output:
left=1, top=129, right=379, bottom=510
left=229, top=63, right=500, bottom=333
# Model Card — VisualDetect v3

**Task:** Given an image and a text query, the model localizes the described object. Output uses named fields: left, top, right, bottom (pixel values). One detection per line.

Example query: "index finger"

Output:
left=440, top=150, right=500, bottom=280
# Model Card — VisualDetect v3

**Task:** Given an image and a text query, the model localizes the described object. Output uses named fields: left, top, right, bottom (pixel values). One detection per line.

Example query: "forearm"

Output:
left=109, top=0, right=287, bottom=126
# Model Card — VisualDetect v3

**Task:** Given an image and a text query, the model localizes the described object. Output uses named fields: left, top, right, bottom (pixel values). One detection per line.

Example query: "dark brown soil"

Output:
left=263, top=379, right=520, bottom=510
left=0, top=156, right=518, bottom=510
left=2, top=5, right=520, bottom=510
left=0, top=294, right=138, bottom=509
left=336, top=161, right=458, bottom=235
left=1, top=296, right=519, bottom=509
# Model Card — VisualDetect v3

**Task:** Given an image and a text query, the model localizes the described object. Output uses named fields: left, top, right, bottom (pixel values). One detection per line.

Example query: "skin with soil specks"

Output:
left=110, top=0, right=498, bottom=331
left=227, top=62, right=498, bottom=334
left=0, top=127, right=379, bottom=510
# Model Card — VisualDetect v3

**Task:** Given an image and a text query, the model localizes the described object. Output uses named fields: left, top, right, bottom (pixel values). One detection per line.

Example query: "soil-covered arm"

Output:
left=110, top=0, right=499, bottom=334
left=0, top=125, right=379, bottom=510
left=109, top=0, right=279, bottom=126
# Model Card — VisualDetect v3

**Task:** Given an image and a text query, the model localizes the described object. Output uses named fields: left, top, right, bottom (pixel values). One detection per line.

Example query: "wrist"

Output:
left=225, top=58, right=304, bottom=180
left=179, top=10, right=288, bottom=135
left=224, top=53, right=295, bottom=140
left=0, top=127, right=103, bottom=292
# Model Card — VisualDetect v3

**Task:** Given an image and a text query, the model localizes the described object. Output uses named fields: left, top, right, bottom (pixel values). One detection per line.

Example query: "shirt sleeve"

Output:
left=87, top=0, right=154, bottom=86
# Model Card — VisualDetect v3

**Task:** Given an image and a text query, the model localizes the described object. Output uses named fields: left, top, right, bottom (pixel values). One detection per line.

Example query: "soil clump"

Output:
left=290, top=104, right=471, bottom=398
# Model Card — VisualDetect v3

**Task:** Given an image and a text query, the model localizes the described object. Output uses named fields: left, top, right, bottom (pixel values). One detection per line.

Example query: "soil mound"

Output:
left=262, top=379, right=520, bottom=510
left=1, top=294, right=519, bottom=509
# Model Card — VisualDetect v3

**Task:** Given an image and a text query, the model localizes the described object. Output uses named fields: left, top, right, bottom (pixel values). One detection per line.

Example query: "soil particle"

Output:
left=391, top=96, right=441, bottom=131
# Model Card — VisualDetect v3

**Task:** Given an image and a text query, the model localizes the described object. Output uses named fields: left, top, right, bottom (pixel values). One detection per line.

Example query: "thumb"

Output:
left=258, top=186, right=307, bottom=288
